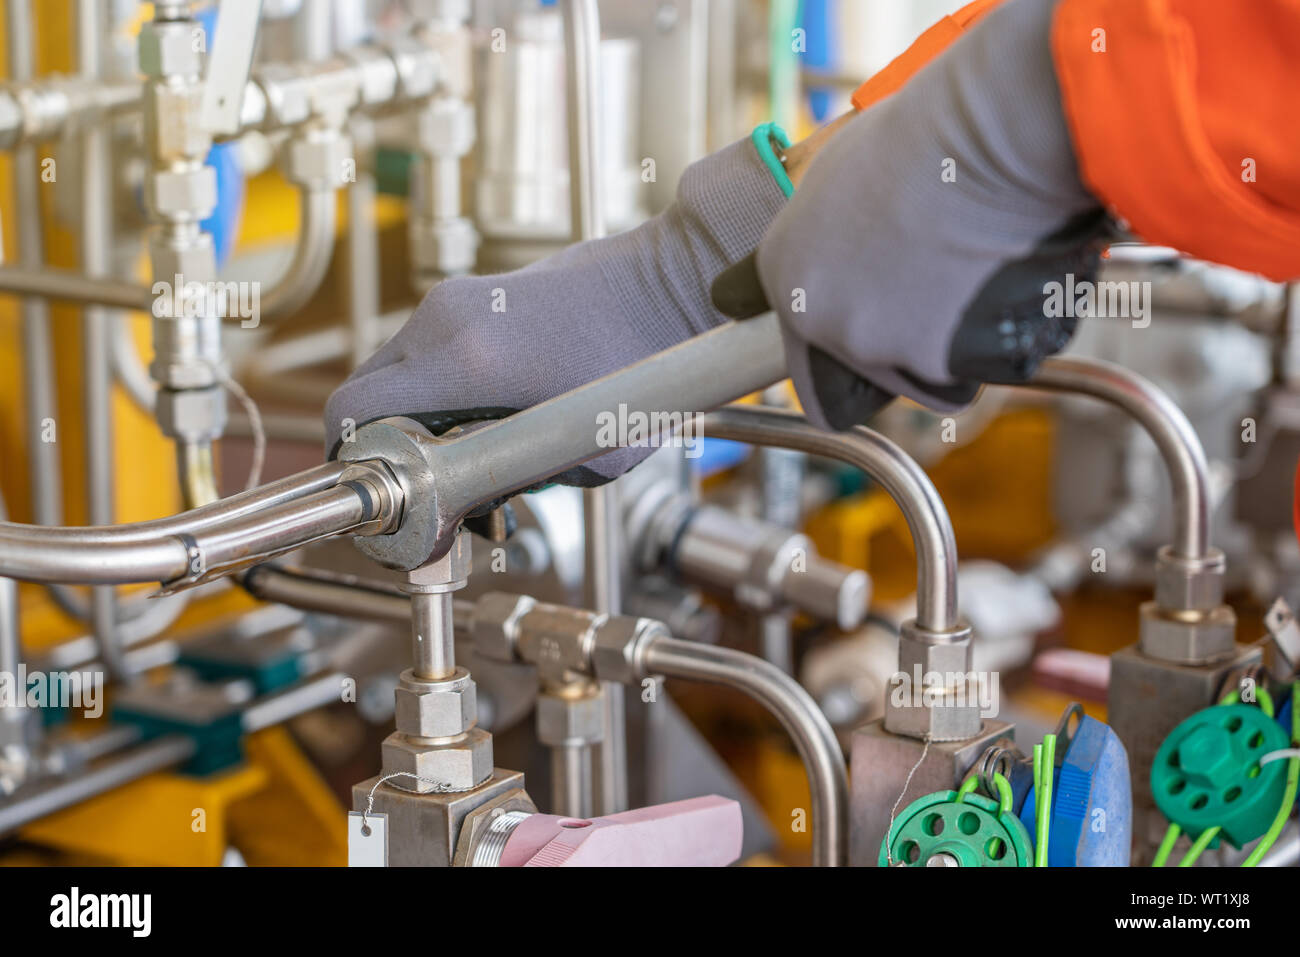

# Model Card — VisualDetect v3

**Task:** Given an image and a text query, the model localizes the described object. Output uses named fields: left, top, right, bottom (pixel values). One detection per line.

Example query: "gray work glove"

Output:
left=713, top=0, right=1110, bottom=431
left=324, top=136, right=788, bottom=487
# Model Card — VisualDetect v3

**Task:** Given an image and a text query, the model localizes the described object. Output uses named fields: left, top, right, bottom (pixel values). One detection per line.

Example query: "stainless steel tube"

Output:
left=241, top=672, right=349, bottom=733
left=79, top=0, right=124, bottom=679
left=0, top=736, right=196, bottom=835
left=642, top=636, right=848, bottom=867
left=260, top=187, right=338, bottom=320
left=551, top=741, right=595, bottom=818
left=436, top=314, right=788, bottom=520
left=0, top=267, right=153, bottom=311
left=409, top=592, right=456, bottom=681
left=0, top=462, right=356, bottom=584
left=562, top=0, right=626, bottom=816
left=1028, top=357, right=1211, bottom=560
left=700, top=405, right=960, bottom=634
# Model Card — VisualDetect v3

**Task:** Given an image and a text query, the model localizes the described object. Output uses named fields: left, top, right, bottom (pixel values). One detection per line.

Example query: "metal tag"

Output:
left=348, top=812, right=388, bottom=867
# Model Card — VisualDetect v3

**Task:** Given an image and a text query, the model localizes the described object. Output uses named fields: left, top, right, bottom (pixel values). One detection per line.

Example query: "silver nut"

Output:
left=897, top=619, right=974, bottom=680
left=254, top=63, right=314, bottom=128
left=147, top=167, right=218, bottom=220
left=393, top=667, right=477, bottom=738
left=409, top=217, right=479, bottom=276
left=1139, top=601, right=1237, bottom=664
left=407, top=530, right=473, bottom=590
left=883, top=685, right=983, bottom=742
left=148, top=237, right=218, bottom=289
left=535, top=691, right=605, bottom=746
left=471, top=593, right=536, bottom=663
left=388, top=36, right=439, bottom=100
left=144, top=83, right=210, bottom=163
left=1154, top=546, right=1227, bottom=613
left=139, top=20, right=205, bottom=78
left=283, top=129, right=355, bottom=190
left=591, top=616, right=665, bottom=685
left=153, top=386, right=228, bottom=444
left=380, top=726, right=493, bottom=793
left=415, top=99, right=476, bottom=156
left=343, top=46, right=400, bottom=107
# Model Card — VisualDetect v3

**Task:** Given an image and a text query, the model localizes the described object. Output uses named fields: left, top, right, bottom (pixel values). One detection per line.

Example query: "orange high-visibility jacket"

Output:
left=851, top=0, right=1300, bottom=283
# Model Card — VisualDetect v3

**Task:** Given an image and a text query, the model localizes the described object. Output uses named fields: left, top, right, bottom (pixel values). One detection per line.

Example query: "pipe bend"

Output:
left=641, top=636, right=848, bottom=867
left=259, top=186, right=337, bottom=321
left=700, top=405, right=960, bottom=633
left=1028, top=356, right=1211, bottom=559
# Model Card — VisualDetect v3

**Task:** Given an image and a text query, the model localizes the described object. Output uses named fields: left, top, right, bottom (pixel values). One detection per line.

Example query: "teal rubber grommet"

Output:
left=1152, top=702, right=1290, bottom=849
left=879, top=788, right=1034, bottom=867
left=751, top=122, right=795, bottom=198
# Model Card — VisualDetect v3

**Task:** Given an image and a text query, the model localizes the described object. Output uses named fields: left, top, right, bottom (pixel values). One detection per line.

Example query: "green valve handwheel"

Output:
left=1151, top=702, right=1290, bottom=849
left=879, top=776, right=1033, bottom=867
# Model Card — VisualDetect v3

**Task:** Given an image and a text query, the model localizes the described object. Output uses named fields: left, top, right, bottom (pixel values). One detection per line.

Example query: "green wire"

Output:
left=1242, top=680, right=1300, bottom=866
left=1178, top=825, right=1220, bottom=867
left=1220, top=686, right=1275, bottom=718
left=1035, top=734, right=1056, bottom=867
left=1152, top=822, right=1181, bottom=867
left=955, top=775, right=980, bottom=803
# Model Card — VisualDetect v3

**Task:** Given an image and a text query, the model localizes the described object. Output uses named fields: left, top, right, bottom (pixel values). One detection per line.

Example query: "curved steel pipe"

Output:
left=642, top=636, right=849, bottom=867
left=701, top=406, right=960, bottom=633
left=0, top=462, right=353, bottom=584
left=1027, top=356, right=1211, bottom=559
left=260, top=187, right=337, bottom=320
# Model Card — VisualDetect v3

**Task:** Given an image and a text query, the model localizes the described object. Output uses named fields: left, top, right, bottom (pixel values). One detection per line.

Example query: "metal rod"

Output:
left=78, top=0, right=125, bottom=680
left=0, top=736, right=196, bottom=836
left=550, top=740, right=595, bottom=818
left=241, top=672, right=349, bottom=733
left=0, top=267, right=153, bottom=311
left=409, top=591, right=456, bottom=681
left=561, top=0, right=626, bottom=816
left=642, top=635, right=848, bottom=867
left=1027, top=357, right=1211, bottom=560
left=700, top=405, right=960, bottom=634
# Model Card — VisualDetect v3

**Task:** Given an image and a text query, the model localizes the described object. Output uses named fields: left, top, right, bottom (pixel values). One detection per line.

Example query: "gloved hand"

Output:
left=713, top=0, right=1110, bottom=431
left=324, top=137, right=787, bottom=486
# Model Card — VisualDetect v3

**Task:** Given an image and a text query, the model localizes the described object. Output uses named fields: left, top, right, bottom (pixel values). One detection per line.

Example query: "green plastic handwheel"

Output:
left=1151, top=702, right=1289, bottom=849
left=879, top=789, right=1033, bottom=867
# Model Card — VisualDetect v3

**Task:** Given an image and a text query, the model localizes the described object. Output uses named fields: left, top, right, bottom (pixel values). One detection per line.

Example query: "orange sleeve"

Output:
left=1052, top=0, right=1300, bottom=281
left=850, top=0, right=1002, bottom=113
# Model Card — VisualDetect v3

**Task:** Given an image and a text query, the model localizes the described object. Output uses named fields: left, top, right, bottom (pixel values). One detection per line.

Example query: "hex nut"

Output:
left=591, top=616, right=665, bottom=685
left=388, top=36, right=439, bottom=100
left=147, top=167, right=218, bottom=220
left=139, top=20, right=205, bottom=78
left=472, top=593, right=536, bottom=663
left=883, top=687, right=983, bottom=742
left=255, top=64, right=314, bottom=127
left=149, top=235, right=218, bottom=285
left=535, top=691, right=605, bottom=746
left=896, top=619, right=974, bottom=681
left=409, top=217, right=479, bottom=275
left=1154, top=546, right=1227, bottom=613
left=344, top=47, right=400, bottom=106
left=415, top=99, right=476, bottom=156
left=393, top=667, right=477, bottom=738
left=381, top=726, right=493, bottom=793
left=154, top=386, right=228, bottom=444
left=144, top=83, right=210, bottom=164
left=283, top=129, right=355, bottom=190
left=1139, top=601, right=1237, bottom=664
